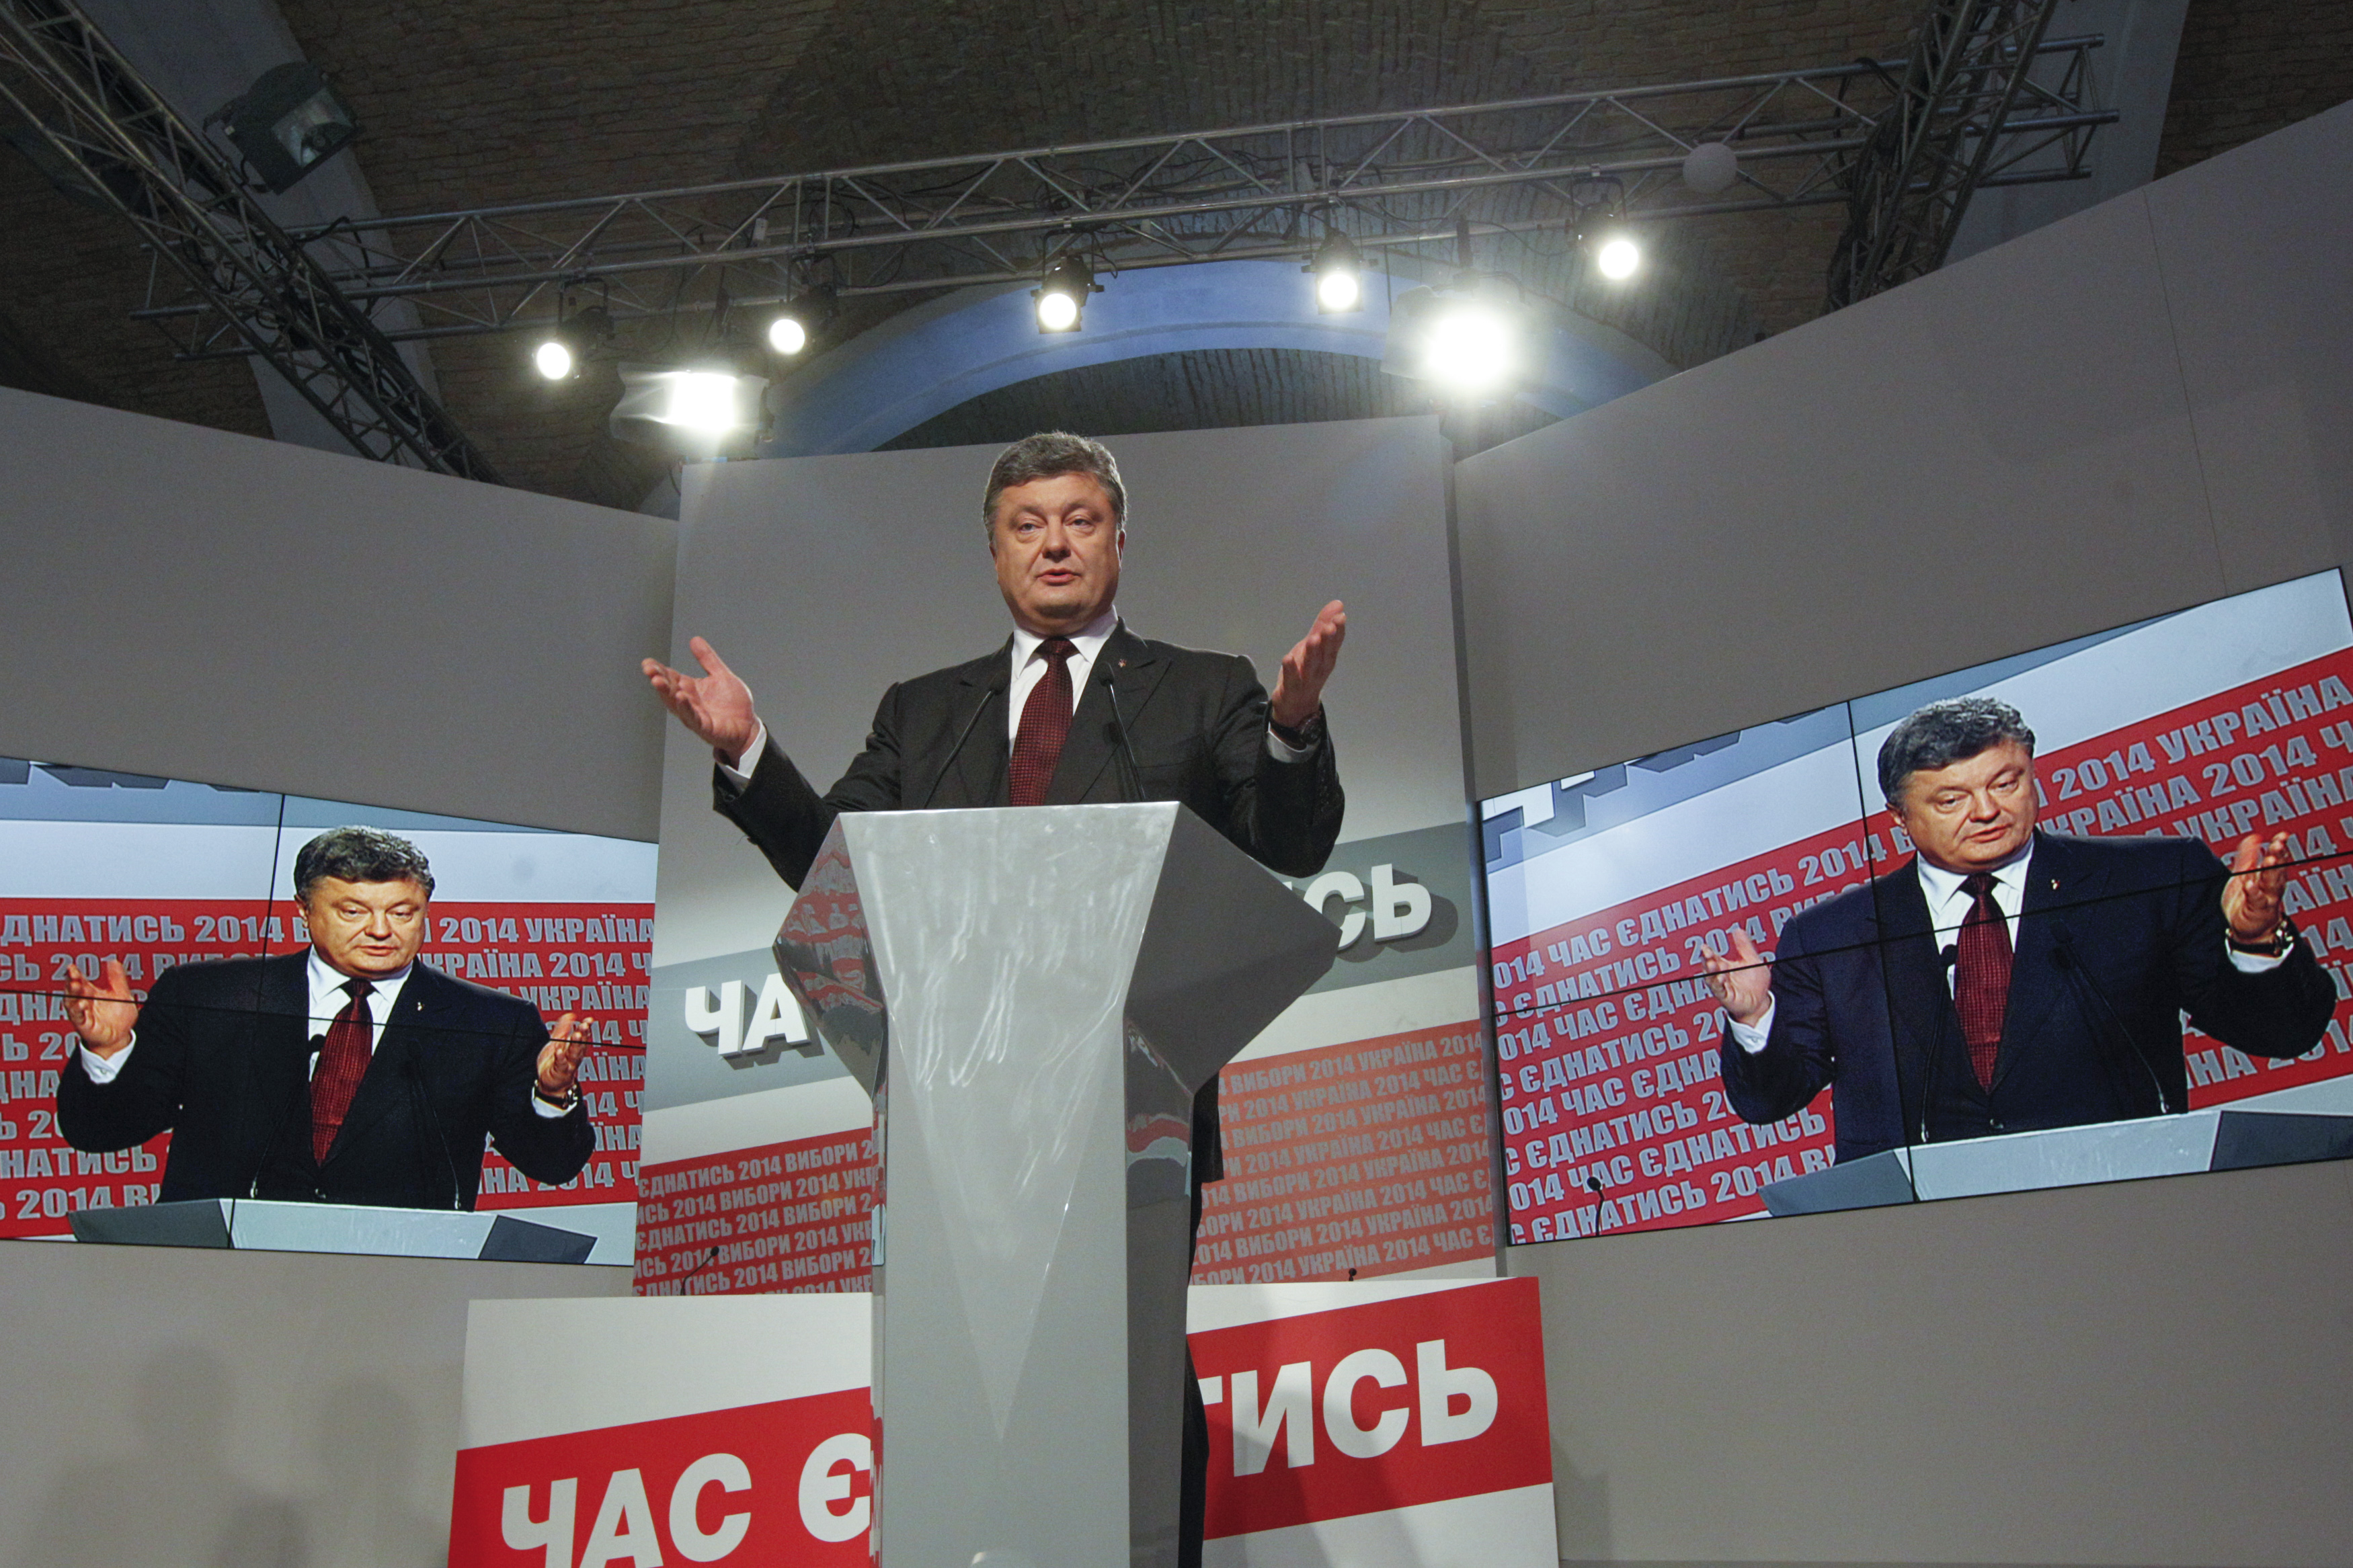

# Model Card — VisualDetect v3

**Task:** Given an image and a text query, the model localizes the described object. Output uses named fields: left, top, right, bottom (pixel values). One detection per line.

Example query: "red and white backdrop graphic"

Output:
left=628, top=1023, right=1494, bottom=1298
left=632, top=1126, right=875, bottom=1296
left=1493, top=624, right=2353, bottom=1244
left=1196, top=1024, right=1494, bottom=1283
left=0, top=897, right=650, bottom=1237
left=448, top=1279, right=1554, bottom=1568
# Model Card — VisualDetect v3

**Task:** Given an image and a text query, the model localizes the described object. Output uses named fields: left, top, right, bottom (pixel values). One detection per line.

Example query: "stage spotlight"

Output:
left=1424, top=299, right=1517, bottom=393
left=1033, top=257, right=1096, bottom=333
left=1381, top=283, right=1528, bottom=399
left=764, top=287, right=834, bottom=357
left=211, top=63, right=360, bottom=194
left=528, top=306, right=610, bottom=382
left=1310, top=233, right=1365, bottom=313
left=1595, top=233, right=1641, bottom=281
left=610, top=361, right=770, bottom=452
left=662, top=372, right=744, bottom=434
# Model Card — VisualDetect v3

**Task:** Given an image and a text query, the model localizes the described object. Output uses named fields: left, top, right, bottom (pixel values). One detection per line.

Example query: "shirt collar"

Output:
left=1011, top=604, right=1119, bottom=669
left=1913, top=838, right=2035, bottom=915
left=307, top=946, right=411, bottom=1013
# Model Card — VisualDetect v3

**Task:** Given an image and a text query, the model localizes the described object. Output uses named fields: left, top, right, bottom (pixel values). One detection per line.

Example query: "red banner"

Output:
left=449, top=1389, right=873, bottom=1567
left=633, top=1128, right=877, bottom=1296
left=1191, top=1278, right=1550, bottom=1537
left=0, top=899, right=649, bottom=1237
left=1196, top=1024, right=1494, bottom=1282
left=1493, top=651, right=2353, bottom=1243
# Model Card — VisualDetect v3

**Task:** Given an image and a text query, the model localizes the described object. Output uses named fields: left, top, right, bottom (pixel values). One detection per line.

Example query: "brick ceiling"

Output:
left=0, top=0, right=2343, bottom=511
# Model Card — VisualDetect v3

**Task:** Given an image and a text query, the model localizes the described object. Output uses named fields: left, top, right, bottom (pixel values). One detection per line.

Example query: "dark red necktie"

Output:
left=311, top=979, right=374, bottom=1163
left=1008, top=637, right=1076, bottom=807
left=1954, top=872, right=2011, bottom=1090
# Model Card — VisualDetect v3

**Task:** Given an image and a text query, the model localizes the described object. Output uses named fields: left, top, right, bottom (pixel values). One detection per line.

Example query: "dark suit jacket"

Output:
left=711, top=621, right=1347, bottom=1198
left=1718, top=831, right=2336, bottom=1163
left=56, top=950, right=594, bottom=1208
left=712, top=623, right=1344, bottom=890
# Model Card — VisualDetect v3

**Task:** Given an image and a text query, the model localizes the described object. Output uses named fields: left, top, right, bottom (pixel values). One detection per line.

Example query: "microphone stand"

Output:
left=403, top=1051, right=467, bottom=1210
left=1916, top=945, right=1958, bottom=1146
left=920, top=677, right=1006, bottom=809
left=1099, top=667, right=1144, bottom=802
left=2053, top=927, right=2171, bottom=1116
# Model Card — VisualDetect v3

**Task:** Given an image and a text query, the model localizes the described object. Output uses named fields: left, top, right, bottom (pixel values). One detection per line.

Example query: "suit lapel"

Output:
left=1047, top=624, right=1168, bottom=804
left=321, top=964, right=443, bottom=1165
left=933, top=643, right=1012, bottom=809
left=1993, top=833, right=2104, bottom=1092
left=1870, top=862, right=1972, bottom=1114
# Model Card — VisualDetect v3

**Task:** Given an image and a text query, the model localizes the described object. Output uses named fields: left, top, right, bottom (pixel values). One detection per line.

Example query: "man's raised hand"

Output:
left=1702, top=929, right=1773, bottom=1028
left=536, top=1012, right=592, bottom=1100
left=63, top=958, right=140, bottom=1059
left=2223, top=830, right=2295, bottom=942
left=1269, top=600, right=1347, bottom=731
left=642, top=635, right=762, bottom=763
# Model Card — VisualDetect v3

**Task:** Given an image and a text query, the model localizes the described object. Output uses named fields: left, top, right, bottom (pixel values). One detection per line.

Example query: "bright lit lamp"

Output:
left=766, top=314, right=807, bottom=355
left=532, top=338, right=575, bottom=380
left=1033, top=256, right=1096, bottom=333
left=1310, top=233, right=1365, bottom=313
left=1595, top=234, right=1641, bottom=281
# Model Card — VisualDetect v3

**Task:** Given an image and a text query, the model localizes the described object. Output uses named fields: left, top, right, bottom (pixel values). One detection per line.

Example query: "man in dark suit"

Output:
left=1710, top=697, right=2334, bottom=1162
left=57, top=826, right=596, bottom=1209
left=643, top=430, right=1346, bottom=1568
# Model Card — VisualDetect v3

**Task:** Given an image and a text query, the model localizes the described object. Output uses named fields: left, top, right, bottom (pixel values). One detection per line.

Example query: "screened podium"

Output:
left=772, top=802, right=1340, bottom=1568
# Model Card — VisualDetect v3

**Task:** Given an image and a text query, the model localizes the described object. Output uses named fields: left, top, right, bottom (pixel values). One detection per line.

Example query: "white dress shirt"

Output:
left=76, top=947, right=413, bottom=1085
left=721, top=606, right=1310, bottom=780
left=80, top=948, right=569, bottom=1117
left=1730, top=839, right=2280, bottom=1053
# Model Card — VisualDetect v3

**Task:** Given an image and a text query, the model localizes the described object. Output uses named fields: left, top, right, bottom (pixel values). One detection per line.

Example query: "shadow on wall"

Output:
left=9, top=1347, right=303, bottom=1568
left=7, top=1353, right=442, bottom=1568
left=1554, top=1437, right=1612, bottom=1563
left=298, top=1378, right=442, bottom=1568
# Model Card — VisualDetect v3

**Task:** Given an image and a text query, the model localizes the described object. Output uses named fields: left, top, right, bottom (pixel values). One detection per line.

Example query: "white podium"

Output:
left=772, top=803, right=1339, bottom=1568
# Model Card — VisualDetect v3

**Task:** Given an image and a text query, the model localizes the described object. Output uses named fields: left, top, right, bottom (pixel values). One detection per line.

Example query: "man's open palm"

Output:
left=65, top=958, right=140, bottom=1059
left=1270, top=600, right=1347, bottom=731
left=643, top=636, right=761, bottom=760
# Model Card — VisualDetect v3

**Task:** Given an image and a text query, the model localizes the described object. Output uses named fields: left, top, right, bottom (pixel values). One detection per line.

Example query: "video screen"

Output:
left=1484, top=569, right=2353, bottom=1243
left=0, top=755, right=655, bottom=1263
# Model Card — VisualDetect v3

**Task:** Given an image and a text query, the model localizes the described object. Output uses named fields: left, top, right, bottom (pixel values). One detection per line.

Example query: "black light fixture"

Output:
left=531, top=306, right=612, bottom=381
left=1308, top=232, right=1366, bottom=313
left=1033, top=255, right=1097, bottom=333
left=764, top=285, right=837, bottom=357
left=213, top=63, right=360, bottom=194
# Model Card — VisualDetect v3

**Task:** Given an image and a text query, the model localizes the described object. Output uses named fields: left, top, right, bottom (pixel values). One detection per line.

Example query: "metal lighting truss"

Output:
left=134, top=33, right=2114, bottom=354
left=1826, top=0, right=2081, bottom=309
left=0, top=0, right=500, bottom=480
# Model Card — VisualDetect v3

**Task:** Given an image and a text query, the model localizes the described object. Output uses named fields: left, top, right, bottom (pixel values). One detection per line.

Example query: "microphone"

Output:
left=403, top=1051, right=467, bottom=1211
left=1099, top=666, right=1144, bottom=803
left=2053, top=929, right=2171, bottom=1116
left=920, top=675, right=1006, bottom=809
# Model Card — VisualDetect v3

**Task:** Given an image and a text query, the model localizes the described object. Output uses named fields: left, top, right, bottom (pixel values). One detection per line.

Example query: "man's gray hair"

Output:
left=980, top=431, right=1127, bottom=534
left=291, top=826, right=436, bottom=901
left=1877, top=697, right=2037, bottom=804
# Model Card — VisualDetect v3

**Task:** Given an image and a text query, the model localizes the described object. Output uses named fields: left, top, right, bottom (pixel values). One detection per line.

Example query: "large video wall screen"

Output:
left=1483, top=569, right=2353, bottom=1243
left=0, top=756, right=655, bottom=1260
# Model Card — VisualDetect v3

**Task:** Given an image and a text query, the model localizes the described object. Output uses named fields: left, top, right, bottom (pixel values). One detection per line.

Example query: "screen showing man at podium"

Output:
left=1708, top=697, right=2334, bottom=1161
left=58, top=826, right=598, bottom=1211
left=1483, top=569, right=2353, bottom=1244
left=0, top=756, right=655, bottom=1253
